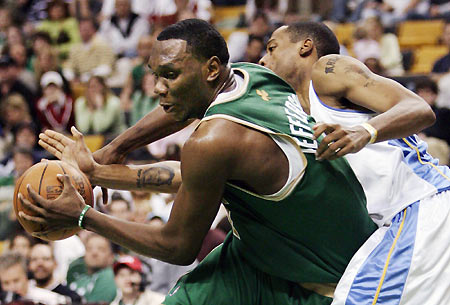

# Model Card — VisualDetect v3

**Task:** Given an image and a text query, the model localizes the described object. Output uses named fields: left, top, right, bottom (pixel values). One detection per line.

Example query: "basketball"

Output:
left=13, top=160, right=94, bottom=241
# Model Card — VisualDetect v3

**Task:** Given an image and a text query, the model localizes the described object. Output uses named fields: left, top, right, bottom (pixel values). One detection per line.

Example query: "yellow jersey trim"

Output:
left=402, top=138, right=450, bottom=181
left=372, top=208, right=407, bottom=305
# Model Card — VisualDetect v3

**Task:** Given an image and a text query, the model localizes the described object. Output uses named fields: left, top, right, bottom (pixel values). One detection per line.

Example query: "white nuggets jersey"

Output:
left=309, top=81, right=450, bottom=226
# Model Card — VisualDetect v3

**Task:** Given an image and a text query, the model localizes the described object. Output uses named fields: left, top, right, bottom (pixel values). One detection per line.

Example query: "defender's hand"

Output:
left=313, top=123, right=371, bottom=160
left=39, top=127, right=96, bottom=178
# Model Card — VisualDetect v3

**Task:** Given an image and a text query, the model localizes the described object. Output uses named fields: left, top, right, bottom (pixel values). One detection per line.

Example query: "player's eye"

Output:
left=267, top=46, right=276, bottom=53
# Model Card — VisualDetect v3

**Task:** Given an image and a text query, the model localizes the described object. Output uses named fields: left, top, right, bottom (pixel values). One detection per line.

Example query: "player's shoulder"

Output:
left=313, top=54, right=363, bottom=76
left=184, top=119, right=246, bottom=157
left=312, top=54, right=369, bottom=94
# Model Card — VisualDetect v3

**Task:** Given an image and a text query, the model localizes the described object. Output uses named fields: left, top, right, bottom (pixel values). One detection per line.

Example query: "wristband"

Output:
left=361, top=123, right=378, bottom=144
left=78, top=205, right=91, bottom=229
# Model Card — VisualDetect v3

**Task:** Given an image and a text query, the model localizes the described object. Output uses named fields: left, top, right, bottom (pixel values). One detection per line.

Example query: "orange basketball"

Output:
left=13, top=160, right=94, bottom=241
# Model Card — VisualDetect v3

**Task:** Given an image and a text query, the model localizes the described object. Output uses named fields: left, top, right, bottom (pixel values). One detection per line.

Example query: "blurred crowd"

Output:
left=0, top=0, right=450, bottom=304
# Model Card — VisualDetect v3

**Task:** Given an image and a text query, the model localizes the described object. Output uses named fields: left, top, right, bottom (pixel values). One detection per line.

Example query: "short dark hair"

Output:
left=0, top=252, right=27, bottom=274
left=157, top=19, right=229, bottom=65
left=415, top=77, right=438, bottom=94
left=286, top=21, right=340, bottom=58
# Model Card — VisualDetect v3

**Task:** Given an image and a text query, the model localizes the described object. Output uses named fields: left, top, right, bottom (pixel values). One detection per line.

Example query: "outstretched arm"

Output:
left=311, top=55, right=435, bottom=160
left=92, top=106, right=192, bottom=164
left=40, top=127, right=181, bottom=193
left=21, top=123, right=231, bottom=265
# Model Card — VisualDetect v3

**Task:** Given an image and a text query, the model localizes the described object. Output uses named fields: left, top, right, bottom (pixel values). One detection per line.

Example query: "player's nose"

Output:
left=259, top=55, right=267, bottom=66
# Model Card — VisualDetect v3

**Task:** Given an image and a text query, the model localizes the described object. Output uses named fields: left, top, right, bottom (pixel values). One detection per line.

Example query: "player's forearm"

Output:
left=106, top=106, right=191, bottom=156
left=82, top=208, right=196, bottom=265
left=90, top=161, right=181, bottom=193
left=367, top=97, right=435, bottom=142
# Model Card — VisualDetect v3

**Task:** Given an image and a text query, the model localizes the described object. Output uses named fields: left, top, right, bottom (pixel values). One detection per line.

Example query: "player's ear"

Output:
left=205, top=56, right=221, bottom=82
left=299, top=38, right=313, bottom=57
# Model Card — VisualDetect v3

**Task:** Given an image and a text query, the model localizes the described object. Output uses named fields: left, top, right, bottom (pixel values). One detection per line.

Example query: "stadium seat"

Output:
left=82, top=134, right=105, bottom=152
left=335, top=23, right=355, bottom=48
left=398, top=20, right=445, bottom=49
left=410, top=45, right=449, bottom=74
left=212, top=5, right=246, bottom=29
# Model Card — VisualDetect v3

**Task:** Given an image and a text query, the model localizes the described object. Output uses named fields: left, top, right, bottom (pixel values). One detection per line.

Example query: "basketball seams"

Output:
left=38, top=161, right=49, bottom=196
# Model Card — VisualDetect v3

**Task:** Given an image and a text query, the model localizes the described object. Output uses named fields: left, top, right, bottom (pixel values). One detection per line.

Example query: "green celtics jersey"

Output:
left=202, top=62, right=377, bottom=284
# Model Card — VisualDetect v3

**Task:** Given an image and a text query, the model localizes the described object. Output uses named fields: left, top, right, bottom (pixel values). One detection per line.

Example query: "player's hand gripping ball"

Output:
left=13, top=160, right=93, bottom=240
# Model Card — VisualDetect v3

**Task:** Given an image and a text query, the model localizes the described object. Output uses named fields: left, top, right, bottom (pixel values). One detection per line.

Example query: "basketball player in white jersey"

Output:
left=258, top=22, right=450, bottom=305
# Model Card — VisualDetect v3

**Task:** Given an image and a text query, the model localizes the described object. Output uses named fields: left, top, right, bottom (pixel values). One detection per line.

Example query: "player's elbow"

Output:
left=416, top=101, right=436, bottom=129
left=164, top=242, right=198, bottom=265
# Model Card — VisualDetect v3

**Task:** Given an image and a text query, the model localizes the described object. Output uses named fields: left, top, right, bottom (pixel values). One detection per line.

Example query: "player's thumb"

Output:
left=57, top=174, right=75, bottom=191
left=71, top=126, right=83, bottom=140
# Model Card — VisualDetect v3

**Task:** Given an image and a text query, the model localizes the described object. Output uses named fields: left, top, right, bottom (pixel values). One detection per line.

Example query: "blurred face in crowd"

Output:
left=15, top=127, right=37, bottom=148
left=9, top=44, right=27, bottom=68
left=417, top=87, right=437, bottom=106
left=13, top=152, right=34, bottom=176
left=137, top=37, right=153, bottom=61
left=7, top=26, right=24, bottom=46
left=37, top=49, right=56, bottom=72
left=84, top=235, right=114, bottom=271
left=49, top=3, right=66, bottom=20
left=364, top=18, right=383, bottom=41
left=246, top=38, right=265, bottom=63
left=10, top=235, right=32, bottom=258
left=115, top=267, right=142, bottom=296
left=0, top=263, right=28, bottom=296
left=5, top=103, right=28, bottom=126
left=108, top=199, right=131, bottom=220
left=87, top=76, right=104, bottom=95
left=115, top=0, right=131, bottom=19
left=0, top=9, right=11, bottom=31
left=250, top=15, right=270, bottom=37
left=79, top=20, right=96, bottom=43
left=29, top=244, right=56, bottom=285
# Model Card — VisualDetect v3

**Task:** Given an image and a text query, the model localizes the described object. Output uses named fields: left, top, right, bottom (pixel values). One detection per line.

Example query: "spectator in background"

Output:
left=10, top=147, right=36, bottom=178
left=0, top=56, right=37, bottom=125
left=36, top=71, right=74, bottom=133
left=129, top=72, right=159, bottom=126
left=237, top=35, right=265, bottom=63
left=139, top=216, right=197, bottom=295
left=352, top=25, right=385, bottom=75
left=6, top=25, right=27, bottom=48
left=363, top=16, right=404, bottom=76
left=120, top=35, right=153, bottom=113
left=68, top=0, right=103, bottom=19
left=36, top=0, right=81, bottom=61
left=32, top=45, right=71, bottom=96
left=99, top=0, right=149, bottom=58
left=0, top=8, right=12, bottom=52
left=8, top=232, right=37, bottom=260
left=11, top=122, right=48, bottom=161
left=415, top=78, right=450, bottom=146
left=29, top=243, right=82, bottom=304
left=6, top=43, right=37, bottom=93
left=227, top=11, right=272, bottom=62
left=66, top=234, right=117, bottom=303
left=0, top=94, right=32, bottom=159
left=111, top=256, right=164, bottom=305
left=74, top=75, right=126, bottom=136
left=63, top=17, right=116, bottom=84
left=105, top=192, right=133, bottom=220
left=0, top=252, right=68, bottom=305
left=432, top=21, right=450, bottom=74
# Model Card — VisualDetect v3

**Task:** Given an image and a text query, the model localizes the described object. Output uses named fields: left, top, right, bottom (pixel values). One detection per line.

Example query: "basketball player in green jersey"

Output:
left=22, top=19, right=377, bottom=304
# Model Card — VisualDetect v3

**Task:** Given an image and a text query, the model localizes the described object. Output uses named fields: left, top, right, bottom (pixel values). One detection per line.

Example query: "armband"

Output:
left=361, top=123, right=378, bottom=144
